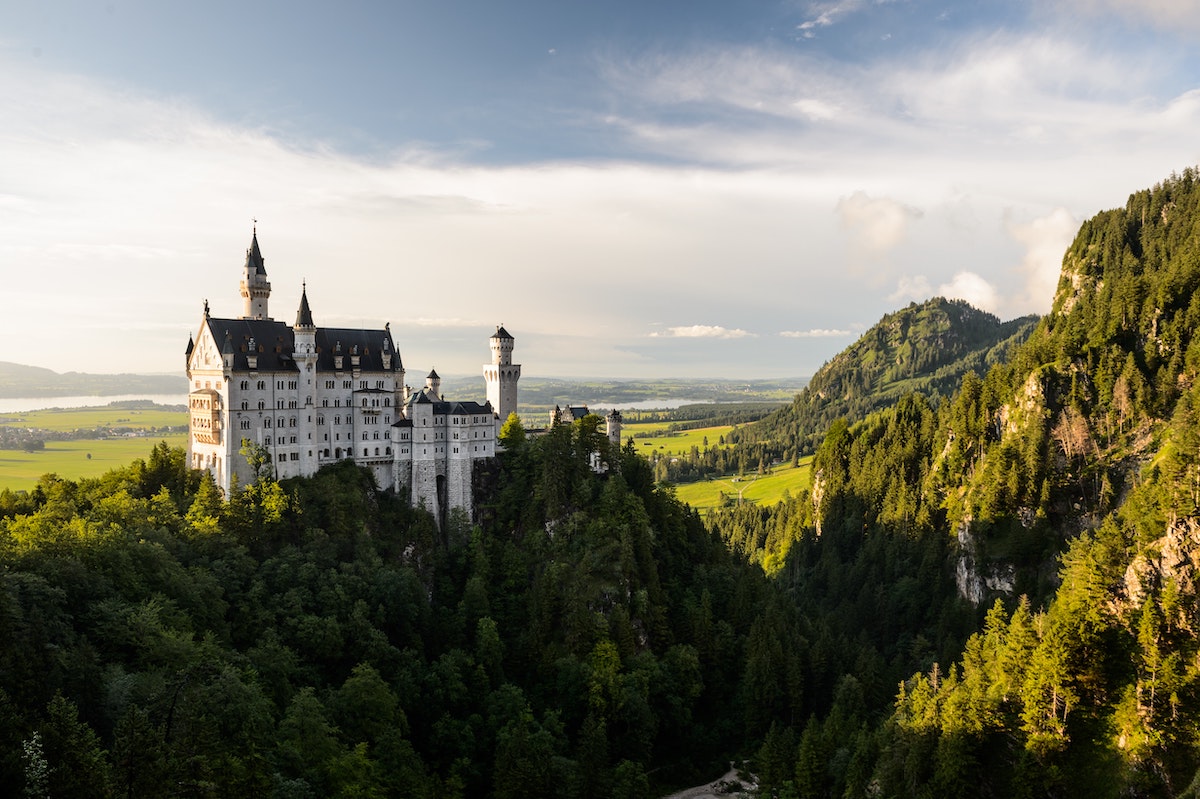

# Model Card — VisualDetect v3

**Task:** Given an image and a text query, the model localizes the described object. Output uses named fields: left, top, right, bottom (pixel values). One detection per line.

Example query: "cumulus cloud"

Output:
left=650, top=325, right=755, bottom=339
left=937, top=272, right=1000, bottom=314
left=780, top=328, right=851, bottom=338
left=837, top=192, right=923, bottom=256
left=1005, top=207, right=1079, bottom=314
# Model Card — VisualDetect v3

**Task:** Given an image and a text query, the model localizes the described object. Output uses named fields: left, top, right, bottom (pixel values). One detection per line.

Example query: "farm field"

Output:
left=674, top=456, right=813, bottom=511
left=0, top=435, right=189, bottom=493
left=0, top=405, right=186, bottom=432
left=627, top=423, right=736, bottom=456
left=621, top=418, right=811, bottom=511
left=0, top=403, right=188, bottom=492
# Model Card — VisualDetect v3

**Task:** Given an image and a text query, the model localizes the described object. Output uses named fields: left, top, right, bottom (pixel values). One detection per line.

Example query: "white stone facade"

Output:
left=185, top=231, right=514, bottom=524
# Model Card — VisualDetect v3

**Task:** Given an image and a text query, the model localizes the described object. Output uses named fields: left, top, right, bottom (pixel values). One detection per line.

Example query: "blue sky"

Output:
left=3, top=1, right=1200, bottom=380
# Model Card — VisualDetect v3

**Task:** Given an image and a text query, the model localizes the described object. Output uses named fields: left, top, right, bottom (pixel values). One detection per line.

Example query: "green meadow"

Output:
left=673, top=457, right=813, bottom=511
left=621, top=418, right=812, bottom=511
left=0, top=436, right=189, bottom=493
left=627, top=423, right=736, bottom=455
left=0, top=404, right=188, bottom=492
left=0, top=405, right=185, bottom=432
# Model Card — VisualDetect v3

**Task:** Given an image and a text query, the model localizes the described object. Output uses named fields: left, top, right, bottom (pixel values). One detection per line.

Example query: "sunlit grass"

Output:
left=0, top=436, right=189, bottom=493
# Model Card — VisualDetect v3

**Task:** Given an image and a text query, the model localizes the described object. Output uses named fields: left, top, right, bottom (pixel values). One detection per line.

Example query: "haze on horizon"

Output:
left=3, top=0, right=1200, bottom=380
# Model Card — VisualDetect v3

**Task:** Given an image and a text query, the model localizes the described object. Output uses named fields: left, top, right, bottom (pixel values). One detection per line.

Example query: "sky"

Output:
left=3, top=1, right=1200, bottom=381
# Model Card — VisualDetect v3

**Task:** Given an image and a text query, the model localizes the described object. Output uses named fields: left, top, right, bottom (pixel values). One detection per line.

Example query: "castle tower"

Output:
left=483, top=325, right=520, bottom=423
left=425, top=369, right=442, bottom=399
left=606, top=408, right=623, bottom=448
left=294, top=284, right=319, bottom=475
left=239, top=226, right=272, bottom=320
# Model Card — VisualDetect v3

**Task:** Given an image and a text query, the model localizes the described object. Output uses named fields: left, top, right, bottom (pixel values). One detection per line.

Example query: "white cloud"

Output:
left=837, top=191, right=923, bottom=255
left=650, top=325, right=755, bottom=339
left=781, top=329, right=852, bottom=338
left=1004, top=207, right=1079, bottom=315
left=938, top=272, right=1000, bottom=314
left=889, top=275, right=933, bottom=304
left=797, top=0, right=869, bottom=36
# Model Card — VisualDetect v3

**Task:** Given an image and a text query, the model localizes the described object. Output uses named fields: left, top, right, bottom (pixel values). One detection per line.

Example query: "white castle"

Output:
left=185, top=229, right=520, bottom=523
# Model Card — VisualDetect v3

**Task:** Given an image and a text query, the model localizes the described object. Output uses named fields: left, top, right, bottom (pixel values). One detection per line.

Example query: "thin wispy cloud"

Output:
left=781, top=329, right=852, bottom=338
left=650, top=326, right=755, bottom=339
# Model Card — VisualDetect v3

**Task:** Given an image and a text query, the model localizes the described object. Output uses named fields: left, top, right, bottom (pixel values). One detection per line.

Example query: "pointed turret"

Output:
left=239, top=225, right=272, bottom=320
left=426, top=368, right=441, bottom=399
left=295, top=282, right=314, bottom=329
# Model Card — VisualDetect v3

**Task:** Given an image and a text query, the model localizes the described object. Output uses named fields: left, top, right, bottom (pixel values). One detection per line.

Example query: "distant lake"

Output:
left=591, top=398, right=714, bottom=411
left=0, top=394, right=188, bottom=414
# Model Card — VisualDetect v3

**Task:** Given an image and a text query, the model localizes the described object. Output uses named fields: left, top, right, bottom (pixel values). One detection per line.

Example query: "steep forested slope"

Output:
left=709, top=168, right=1200, bottom=797
left=729, top=297, right=1036, bottom=459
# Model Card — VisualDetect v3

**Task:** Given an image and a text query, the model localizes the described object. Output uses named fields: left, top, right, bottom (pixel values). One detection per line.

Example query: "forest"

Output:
left=5, top=169, right=1200, bottom=797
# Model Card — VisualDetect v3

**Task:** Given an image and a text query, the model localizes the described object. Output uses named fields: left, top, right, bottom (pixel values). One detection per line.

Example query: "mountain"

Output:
left=710, top=168, right=1200, bottom=796
left=729, top=297, right=1037, bottom=457
left=0, top=361, right=186, bottom=398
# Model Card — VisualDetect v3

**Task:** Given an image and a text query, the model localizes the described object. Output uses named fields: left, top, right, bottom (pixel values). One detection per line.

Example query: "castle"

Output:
left=185, top=229, right=519, bottom=523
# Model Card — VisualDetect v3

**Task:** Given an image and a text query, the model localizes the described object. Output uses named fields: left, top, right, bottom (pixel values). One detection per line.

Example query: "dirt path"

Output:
left=660, top=765, right=756, bottom=799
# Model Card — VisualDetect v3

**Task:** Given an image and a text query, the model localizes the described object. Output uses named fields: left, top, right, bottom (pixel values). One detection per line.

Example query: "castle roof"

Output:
left=314, top=327, right=401, bottom=372
left=201, top=317, right=401, bottom=373
left=404, top=391, right=492, bottom=416
left=295, top=285, right=314, bottom=328
left=245, top=231, right=266, bottom=275
left=491, top=325, right=513, bottom=341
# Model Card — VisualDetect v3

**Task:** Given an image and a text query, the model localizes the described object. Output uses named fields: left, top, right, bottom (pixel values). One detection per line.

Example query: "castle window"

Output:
left=362, top=433, right=368, bottom=440
left=240, top=420, right=250, bottom=430
left=334, top=399, right=340, bottom=407
left=290, top=435, right=296, bottom=443
left=360, top=381, right=367, bottom=389
left=322, top=399, right=328, bottom=407
left=288, top=380, right=297, bottom=390
left=290, top=452, right=298, bottom=461
left=384, top=398, right=390, bottom=407
left=362, top=398, right=368, bottom=407
left=374, top=447, right=379, bottom=455
left=241, top=401, right=248, bottom=410
left=363, top=448, right=368, bottom=457
left=240, top=380, right=249, bottom=390
left=264, top=436, right=271, bottom=445
left=386, top=447, right=391, bottom=455
left=258, top=401, right=265, bottom=410
left=277, top=400, right=284, bottom=409
left=343, top=381, right=351, bottom=389
left=278, top=417, right=285, bottom=427
left=277, top=454, right=286, bottom=462
left=325, top=380, right=334, bottom=389
left=257, top=380, right=265, bottom=390
left=264, top=418, right=272, bottom=428
left=384, top=415, right=390, bottom=424
left=317, top=416, right=324, bottom=425
left=334, top=416, right=340, bottom=425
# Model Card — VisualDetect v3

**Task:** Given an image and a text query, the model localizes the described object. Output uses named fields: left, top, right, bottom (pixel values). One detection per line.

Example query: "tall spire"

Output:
left=239, top=224, right=272, bottom=320
left=295, top=281, right=314, bottom=328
